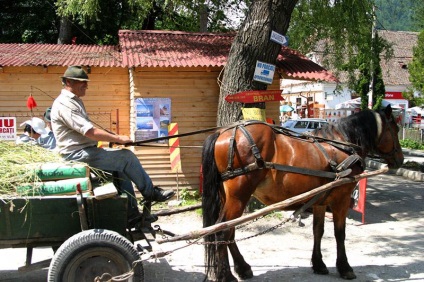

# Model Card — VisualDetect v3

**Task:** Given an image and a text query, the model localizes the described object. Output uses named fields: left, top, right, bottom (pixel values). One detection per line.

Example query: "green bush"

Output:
left=400, top=139, right=424, bottom=150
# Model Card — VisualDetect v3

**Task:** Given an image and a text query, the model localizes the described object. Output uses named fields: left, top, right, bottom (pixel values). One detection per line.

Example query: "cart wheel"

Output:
left=48, top=229, right=144, bottom=282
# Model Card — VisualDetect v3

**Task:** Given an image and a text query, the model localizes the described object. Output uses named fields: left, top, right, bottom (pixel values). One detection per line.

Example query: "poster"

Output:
left=0, top=117, right=17, bottom=141
left=135, top=98, right=171, bottom=143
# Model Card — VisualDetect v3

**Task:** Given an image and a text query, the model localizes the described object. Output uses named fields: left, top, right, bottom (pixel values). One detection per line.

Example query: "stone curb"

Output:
left=365, top=159, right=424, bottom=182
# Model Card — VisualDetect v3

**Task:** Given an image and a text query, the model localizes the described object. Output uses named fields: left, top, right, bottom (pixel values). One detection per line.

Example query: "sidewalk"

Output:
left=365, top=148, right=424, bottom=182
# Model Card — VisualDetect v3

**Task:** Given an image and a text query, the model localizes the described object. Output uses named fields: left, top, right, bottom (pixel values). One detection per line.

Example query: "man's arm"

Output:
left=85, top=127, right=132, bottom=144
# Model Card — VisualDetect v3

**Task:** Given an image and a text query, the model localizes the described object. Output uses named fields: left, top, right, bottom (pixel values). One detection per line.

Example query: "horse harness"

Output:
left=220, top=120, right=364, bottom=182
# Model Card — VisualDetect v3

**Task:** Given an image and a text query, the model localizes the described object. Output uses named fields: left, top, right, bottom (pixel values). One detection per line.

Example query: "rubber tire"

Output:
left=48, top=229, right=144, bottom=282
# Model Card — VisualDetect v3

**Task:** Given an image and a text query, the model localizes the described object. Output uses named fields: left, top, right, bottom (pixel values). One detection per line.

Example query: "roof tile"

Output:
left=0, top=44, right=122, bottom=67
left=0, top=30, right=336, bottom=82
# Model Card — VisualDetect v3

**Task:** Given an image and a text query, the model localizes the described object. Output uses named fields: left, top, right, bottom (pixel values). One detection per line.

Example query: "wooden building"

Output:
left=0, top=30, right=335, bottom=191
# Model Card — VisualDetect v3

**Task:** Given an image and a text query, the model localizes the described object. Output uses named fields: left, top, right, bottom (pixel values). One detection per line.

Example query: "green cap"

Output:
left=61, top=66, right=90, bottom=81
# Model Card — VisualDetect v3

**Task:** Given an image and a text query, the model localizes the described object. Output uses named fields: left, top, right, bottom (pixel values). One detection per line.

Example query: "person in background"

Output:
left=51, top=66, right=175, bottom=228
left=38, top=107, right=57, bottom=150
left=16, top=117, right=49, bottom=145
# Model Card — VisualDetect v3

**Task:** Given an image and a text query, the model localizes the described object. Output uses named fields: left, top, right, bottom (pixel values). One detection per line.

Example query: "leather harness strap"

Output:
left=220, top=122, right=359, bottom=181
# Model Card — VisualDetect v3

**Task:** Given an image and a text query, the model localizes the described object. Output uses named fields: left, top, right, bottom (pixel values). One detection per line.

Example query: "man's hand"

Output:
left=115, top=135, right=133, bottom=145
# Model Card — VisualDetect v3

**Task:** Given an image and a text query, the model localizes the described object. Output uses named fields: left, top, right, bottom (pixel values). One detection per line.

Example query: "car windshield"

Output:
left=283, top=120, right=296, bottom=127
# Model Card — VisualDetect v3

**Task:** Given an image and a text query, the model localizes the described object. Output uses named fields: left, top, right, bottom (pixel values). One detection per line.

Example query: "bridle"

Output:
left=374, top=112, right=401, bottom=160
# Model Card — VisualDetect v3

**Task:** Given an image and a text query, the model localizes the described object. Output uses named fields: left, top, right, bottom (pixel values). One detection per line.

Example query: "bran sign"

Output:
left=0, top=117, right=17, bottom=140
left=225, top=90, right=283, bottom=103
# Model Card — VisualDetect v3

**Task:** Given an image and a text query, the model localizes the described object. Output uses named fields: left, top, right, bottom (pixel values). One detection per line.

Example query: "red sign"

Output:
left=352, top=178, right=367, bottom=224
left=225, top=90, right=284, bottom=103
left=385, top=91, right=404, bottom=99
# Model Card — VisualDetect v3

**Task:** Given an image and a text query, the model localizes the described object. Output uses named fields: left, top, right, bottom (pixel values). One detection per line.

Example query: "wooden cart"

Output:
left=0, top=193, right=146, bottom=281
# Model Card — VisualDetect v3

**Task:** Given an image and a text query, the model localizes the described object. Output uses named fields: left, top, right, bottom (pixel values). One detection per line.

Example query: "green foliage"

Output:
left=179, top=188, right=200, bottom=203
left=375, top=0, right=423, bottom=32
left=400, top=139, right=424, bottom=150
left=0, top=0, right=58, bottom=43
left=409, top=31, right=424, bottom=105
left=288, top=0, right=392, bottom=99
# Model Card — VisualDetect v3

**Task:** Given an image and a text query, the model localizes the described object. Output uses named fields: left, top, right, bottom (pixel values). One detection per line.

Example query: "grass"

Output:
left=0, top=141, right=63, bottom=197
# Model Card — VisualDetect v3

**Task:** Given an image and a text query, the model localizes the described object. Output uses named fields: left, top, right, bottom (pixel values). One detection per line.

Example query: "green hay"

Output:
left=0, top=141, right=108, bottom=198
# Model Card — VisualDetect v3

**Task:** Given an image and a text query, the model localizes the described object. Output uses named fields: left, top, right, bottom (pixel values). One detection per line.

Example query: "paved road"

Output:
left=0, top=171, right=423, bottom=282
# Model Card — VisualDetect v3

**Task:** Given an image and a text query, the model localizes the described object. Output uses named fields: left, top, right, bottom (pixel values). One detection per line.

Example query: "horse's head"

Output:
left=374, top=105, right=404, bottom=168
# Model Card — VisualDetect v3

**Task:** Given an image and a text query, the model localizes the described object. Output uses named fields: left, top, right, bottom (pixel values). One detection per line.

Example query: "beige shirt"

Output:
left=51, top=89, right=97, bottom=155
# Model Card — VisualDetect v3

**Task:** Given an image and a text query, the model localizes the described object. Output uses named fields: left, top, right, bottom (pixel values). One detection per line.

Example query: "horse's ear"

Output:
left=384, top=104, right=392, bottom=117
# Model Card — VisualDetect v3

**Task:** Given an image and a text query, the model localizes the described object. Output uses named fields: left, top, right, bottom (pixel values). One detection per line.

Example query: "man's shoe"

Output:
left=150, top=186, right=175, bottom=202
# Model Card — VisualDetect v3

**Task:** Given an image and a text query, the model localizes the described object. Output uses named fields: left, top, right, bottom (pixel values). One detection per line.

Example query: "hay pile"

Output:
left=0, top=141, right=67, bottom=197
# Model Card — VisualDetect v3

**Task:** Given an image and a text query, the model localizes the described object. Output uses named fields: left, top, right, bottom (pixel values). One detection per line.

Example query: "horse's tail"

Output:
left=201, top=131, right=221, bottom=280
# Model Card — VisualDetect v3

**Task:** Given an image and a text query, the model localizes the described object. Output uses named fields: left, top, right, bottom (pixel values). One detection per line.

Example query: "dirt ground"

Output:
left=142, top=172, right=424, bottom=282
left=0, top=172, right=423, bottom=282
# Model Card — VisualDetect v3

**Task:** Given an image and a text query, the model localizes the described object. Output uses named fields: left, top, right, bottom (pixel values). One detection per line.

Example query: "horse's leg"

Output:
left=225, top=195, right=253, bottom=280
left=214, top=227, right=238, bottom=282
left=311, top=205, right=329, bottom=275
left=332, top=200, right=356, bottom=280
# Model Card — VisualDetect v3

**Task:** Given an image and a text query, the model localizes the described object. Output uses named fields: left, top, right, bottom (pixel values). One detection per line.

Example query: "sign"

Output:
left=385, top=91, right=404, bottom=99
left=168, top=123, right=181, bottom=172
left=352, top=178, right=367, bottom=224
left=135, top=98, right=171, bottom=142
left=253, top=61, right=275, bottom=84
left=242, top=108, right=266, bottom=121
left=270, top=31, right=288, bottom=46
left=0, top=117, right=16, bottom=141
left=225, top=90, right=283, bottom=103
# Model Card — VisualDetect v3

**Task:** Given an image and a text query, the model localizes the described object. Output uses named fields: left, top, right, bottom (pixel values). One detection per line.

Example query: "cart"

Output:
left=0, top=166, right=388, bottom=282
left=0, top=191, right=147, bottom=281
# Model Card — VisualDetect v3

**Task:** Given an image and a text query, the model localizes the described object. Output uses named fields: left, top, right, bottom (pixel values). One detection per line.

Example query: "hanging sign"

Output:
left=134, top=98, right=171, bottom=142
left=352, top=178, right=367, bottom=224
left=253, top=61, right=275, bottom=85
left=225, top=90, right=283, bottom=103
left=270, top=31, right=288, bottom=46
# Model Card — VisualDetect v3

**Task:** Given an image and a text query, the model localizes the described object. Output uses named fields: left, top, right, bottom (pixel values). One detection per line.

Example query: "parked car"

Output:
left=282, top=118, right=328, bottom=133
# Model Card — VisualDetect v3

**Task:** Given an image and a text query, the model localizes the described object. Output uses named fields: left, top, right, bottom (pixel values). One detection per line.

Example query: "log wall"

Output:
left=0, top=66, right=281, bottom=191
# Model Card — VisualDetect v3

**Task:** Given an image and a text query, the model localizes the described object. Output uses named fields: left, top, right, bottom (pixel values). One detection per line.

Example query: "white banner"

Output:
left=0, top=117, right=17, bottom=141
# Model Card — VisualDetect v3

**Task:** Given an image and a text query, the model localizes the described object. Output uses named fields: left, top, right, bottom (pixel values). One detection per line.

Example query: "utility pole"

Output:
left=368, top=4, right=377, bottom=109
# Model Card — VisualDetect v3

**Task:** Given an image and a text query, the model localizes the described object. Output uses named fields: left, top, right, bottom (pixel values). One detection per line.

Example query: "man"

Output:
left=51, top=66, right=175, bottom=226
left=38, top=107, right=57, bottom=150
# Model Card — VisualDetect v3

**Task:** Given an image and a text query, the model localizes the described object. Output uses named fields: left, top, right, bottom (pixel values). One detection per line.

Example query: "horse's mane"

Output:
left=316, top=110, right=379, bottom=153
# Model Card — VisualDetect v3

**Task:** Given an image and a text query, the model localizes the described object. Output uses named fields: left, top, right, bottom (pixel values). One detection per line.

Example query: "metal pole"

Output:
left=368, top=4, right=376, bottom=110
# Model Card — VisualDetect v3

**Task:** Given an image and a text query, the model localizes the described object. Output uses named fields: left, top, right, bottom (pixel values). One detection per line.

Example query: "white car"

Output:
left=282, top=118, right=328, bottom=133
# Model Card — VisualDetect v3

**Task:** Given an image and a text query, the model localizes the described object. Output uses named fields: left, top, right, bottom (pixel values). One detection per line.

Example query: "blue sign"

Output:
left=253, top=61, right=275, bottom=85
left=270, top=31, right=288, bottom=46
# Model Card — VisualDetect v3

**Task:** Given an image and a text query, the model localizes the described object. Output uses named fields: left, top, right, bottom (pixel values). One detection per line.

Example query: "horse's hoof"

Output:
left=235, top=264, right=253, bottom=280
left=340, top=271, right=357, bottom=280
left=237, top=269, right=253, bottom=280
left=313, top=267, right=329, bottom=275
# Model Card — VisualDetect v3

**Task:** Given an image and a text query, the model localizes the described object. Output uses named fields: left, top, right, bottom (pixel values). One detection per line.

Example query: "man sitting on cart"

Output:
left=50, top=66, right=175, bottom=227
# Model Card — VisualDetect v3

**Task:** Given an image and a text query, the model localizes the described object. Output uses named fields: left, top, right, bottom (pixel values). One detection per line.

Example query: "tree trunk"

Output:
left=57, top=17, right=72, bottom=44
left=199, top=2, right=208, bottom=32
left=217, top=0, right=297, bottom=126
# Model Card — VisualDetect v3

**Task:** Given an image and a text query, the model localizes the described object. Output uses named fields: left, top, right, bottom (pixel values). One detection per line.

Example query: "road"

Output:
left=0, top=171, right=423, bottom=282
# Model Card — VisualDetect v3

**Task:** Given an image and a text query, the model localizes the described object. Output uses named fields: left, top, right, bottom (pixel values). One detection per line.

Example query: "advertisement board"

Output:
left=135, top=98, right=171, bottom=143
left=0, top=117, right=17, bottom=141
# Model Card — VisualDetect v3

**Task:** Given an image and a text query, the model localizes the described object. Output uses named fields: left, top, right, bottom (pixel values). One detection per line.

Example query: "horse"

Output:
left=201, top=105, right=404, bottom=281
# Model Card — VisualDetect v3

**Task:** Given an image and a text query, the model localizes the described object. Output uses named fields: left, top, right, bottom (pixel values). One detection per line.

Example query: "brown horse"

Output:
left=201, top=105, right=404, bottom=281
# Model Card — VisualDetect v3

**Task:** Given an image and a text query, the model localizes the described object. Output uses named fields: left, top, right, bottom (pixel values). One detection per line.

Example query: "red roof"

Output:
left=0, top=30, right=337, bottom=82
left=119, top=30, right=233, bottom=68
left=119, top=30, right=337, bottom=81
left=0, top=44, right=122, bottom=67
left=276, top=47, right=338, bottom=82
